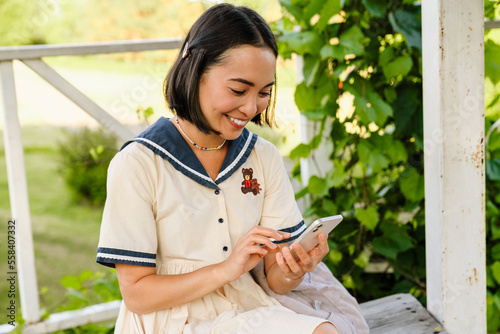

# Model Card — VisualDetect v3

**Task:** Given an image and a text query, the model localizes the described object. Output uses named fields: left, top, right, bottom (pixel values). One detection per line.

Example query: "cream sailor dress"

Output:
left=96, top=117, right=330, bottom=333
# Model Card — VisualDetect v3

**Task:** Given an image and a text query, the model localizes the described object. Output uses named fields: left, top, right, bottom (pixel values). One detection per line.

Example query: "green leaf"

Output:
left=144, top=106, right=154, bottom=118
left=379, top=47, right=395, bottom=66
left=327, top=165, right=348, bottom=187
left=343, top=274, right=355, bottom=289
left=372, top=237, right=401, bottom=259
left=339, top=25, right=366, bottom=56
left=303, top=55, right=321, bottom=86
left=487, top=294, right=500, bottom=333
left=362, top=0, right=389, bottom=18
left=315, top=0, right=341, bottom=31
left=322, top=198, right=338, bottom=215
left=351, top=162, right=366, bottom=178
left=485, top=39, right=500, bottom=85
left=302, top=0, right=325, bottom=22
left=358, top=141, right=389, bottom=172
left=294, top=74, right=333, bottom=113
left=96, top=145, right=104, bottom=155
left=353, top=251, right=371, bottom=268
left=367, top=90, right=393, bottom=125
left=492, top=243, right=500, bottom=261
left=384, top=86, right=397, bottom=103
left=385, top=140, right=408, bottom=163
left=399, top=167, right=425, bottom=202
left=278, top=31, right=323, bottom=56
left=328, top=249, right=343, bottom=264
left=289, top=143, right=312, bottom=160
left=491, top=261, right=500, bottom=284
left=388, top=7, right=422, bottom=51
left=308, top=175, right=329, bottom=195
left=89, top=148, right=98, bottom=160
left=78, top=270, right=93, bottom=282
left=320, top=44, right=346, bottom=60
left=355, top=206, right=380, bottom=231
left=487, top=159, right=500, bottom=182
left=487, top=266, right=496, bottom=288
left=372, top=222, right=414, bottom=259
left=344, top=76, right=392, bottom=126
left=393, top=84, right=423, bottom=139
left=61, top=276, right=82, bottom=290
left=382, top=55, right=413, bottom=80
left=295, top=186, right=309, bottom=200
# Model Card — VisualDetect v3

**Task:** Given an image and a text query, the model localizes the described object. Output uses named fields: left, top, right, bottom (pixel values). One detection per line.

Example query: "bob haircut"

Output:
left=164, top=3, right=278, bottom=134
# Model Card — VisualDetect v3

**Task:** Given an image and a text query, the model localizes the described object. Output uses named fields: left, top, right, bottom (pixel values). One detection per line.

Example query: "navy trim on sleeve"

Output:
left=272, top=220, right=307, bottom=244
left=96, top=247, right=156, bottom=268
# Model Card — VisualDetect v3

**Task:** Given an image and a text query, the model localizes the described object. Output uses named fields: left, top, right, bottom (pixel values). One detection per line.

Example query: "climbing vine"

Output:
left=274, top=0, right=500, bottom=331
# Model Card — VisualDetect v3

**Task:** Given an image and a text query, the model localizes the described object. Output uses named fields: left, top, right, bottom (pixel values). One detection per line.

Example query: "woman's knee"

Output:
left=313, top=322, right=340, bottom=334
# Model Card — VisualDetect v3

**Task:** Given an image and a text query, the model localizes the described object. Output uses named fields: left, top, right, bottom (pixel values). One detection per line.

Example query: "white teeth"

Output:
left=228, top=115, right=247, bottom=126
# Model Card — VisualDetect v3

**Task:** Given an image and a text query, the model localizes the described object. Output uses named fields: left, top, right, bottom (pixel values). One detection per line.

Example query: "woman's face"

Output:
left=198, top=45, right=276, bottom=140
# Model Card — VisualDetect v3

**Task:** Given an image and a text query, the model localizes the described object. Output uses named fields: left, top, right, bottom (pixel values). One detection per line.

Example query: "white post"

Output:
left=422, top=0, right=486, bottom=333
left=0, top=61, right=41, bottom=324
left=296, top=56, right=333, bottom=186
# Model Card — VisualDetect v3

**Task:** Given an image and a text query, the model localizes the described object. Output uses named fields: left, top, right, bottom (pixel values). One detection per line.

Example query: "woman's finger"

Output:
left=281, top=246, right=301, bottom=273
left=275, top=252, right=291, bottom=273
left=315, top=232, right=329, bottom=257
left=290, top=243, right=313, bottom=268
left=245, top=226, right=288, bottom=243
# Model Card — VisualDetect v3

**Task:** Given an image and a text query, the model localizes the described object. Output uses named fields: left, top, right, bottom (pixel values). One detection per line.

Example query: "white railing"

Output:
left=0, top=38, right=181, bottom=334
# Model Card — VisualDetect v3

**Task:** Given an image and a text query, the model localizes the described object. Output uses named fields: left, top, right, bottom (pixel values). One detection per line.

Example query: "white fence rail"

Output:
left=0, top=38, right=181, bottom=333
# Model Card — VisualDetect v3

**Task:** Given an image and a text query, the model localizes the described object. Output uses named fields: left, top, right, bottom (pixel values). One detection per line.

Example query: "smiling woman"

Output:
left=95, top=3, right=344, bottom=333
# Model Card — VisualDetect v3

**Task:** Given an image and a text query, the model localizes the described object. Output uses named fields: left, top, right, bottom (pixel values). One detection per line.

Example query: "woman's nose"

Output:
left=239, top=95, right=258, bottom=117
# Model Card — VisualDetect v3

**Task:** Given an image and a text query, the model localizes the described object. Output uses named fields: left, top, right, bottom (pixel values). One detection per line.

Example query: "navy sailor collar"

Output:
left=121, top=117, right=258, bottom=190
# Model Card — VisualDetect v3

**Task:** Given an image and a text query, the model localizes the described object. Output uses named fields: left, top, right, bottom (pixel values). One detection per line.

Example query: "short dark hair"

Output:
left=164, top=3, right=278, bottom=134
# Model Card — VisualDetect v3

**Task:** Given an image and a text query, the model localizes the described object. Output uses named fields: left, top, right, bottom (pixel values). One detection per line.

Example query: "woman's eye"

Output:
left=259, top=91, right=271, bottom=97
left=231, top=89, right=245, bottom=96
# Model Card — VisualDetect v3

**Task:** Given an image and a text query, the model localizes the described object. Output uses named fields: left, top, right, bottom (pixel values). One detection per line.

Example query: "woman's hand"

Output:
left=219, top=226, right=290, bottom=282
left=276, top=232, right=329, bottom=280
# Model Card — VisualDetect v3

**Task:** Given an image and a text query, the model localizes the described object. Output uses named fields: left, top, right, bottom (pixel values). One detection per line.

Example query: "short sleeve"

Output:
left=258, top=141, right=306, bottom=244
left=96, top=144, right=158, bottom=268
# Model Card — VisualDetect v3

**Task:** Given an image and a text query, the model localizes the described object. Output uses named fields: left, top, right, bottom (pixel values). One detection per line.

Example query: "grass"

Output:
left=0, top=126, right=114, bottom=325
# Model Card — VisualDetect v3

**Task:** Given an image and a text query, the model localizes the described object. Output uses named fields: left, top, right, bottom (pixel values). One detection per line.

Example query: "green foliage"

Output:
left=45, top=270, right=120, bottom=333
left=58, top=128, right=118, bottom=205
left=276, top=1, right=500, bottom=331
left=275, top=0, right=425, bottom=301
left=58, top=270, right=121, bottom=312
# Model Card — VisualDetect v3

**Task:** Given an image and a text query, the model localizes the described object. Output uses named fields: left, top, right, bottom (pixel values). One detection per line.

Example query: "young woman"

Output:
left=97, top=4, right=340, bottom=333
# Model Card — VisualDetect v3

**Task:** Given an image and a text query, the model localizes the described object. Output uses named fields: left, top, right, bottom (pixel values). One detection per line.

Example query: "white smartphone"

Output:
left=290, top=215, right=343, bottom=260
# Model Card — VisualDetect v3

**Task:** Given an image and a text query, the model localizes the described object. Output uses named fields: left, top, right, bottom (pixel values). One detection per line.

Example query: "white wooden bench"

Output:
left=361, top=293, right=447, bottom=334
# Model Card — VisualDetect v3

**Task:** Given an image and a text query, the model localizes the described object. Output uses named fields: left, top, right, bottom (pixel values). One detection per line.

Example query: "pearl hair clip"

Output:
left=182, top=43, right=191, bottom=59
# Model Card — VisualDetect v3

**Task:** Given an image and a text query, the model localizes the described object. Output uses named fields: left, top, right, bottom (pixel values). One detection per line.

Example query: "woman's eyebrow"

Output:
left=229, top=78, right=275, bottom=88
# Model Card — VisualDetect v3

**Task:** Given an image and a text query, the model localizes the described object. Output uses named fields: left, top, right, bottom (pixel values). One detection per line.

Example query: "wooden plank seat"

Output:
left=360, top=293, right=447, bottom=334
